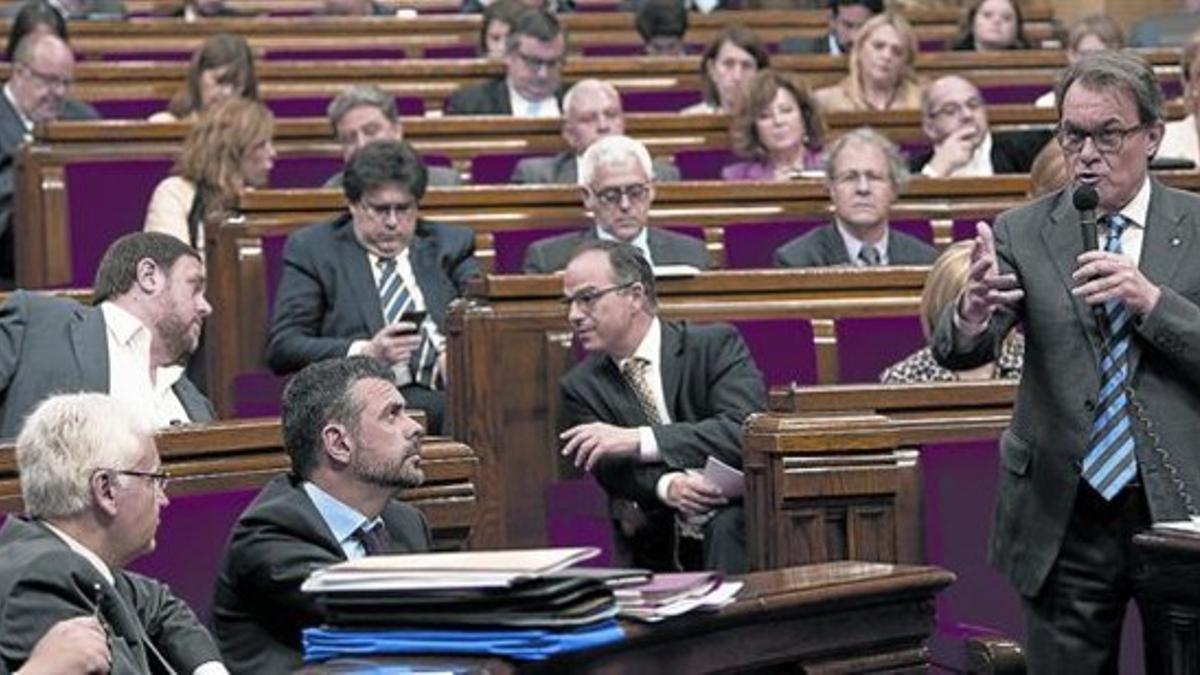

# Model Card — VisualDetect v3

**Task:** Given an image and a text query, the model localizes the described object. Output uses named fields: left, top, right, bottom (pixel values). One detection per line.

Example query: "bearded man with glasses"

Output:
left=558, top=240, right=765, bottom=573
left=522, top=135, right=710, bottom=273
left=267, top=140, right=480, bottom=434
left=933, top=50, right=1200, bottom=673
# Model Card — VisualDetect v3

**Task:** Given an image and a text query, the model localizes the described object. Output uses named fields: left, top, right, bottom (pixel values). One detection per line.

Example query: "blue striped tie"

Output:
left=1081, top=215, right=1136, bottom=500
left=377, top=258, right=440, bottom=389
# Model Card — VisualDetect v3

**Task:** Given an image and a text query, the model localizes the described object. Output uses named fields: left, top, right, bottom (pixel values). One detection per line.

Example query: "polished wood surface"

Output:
left=297, top=561, right=955, bottom=674
left=1134, top=529, right=1200, bottom=674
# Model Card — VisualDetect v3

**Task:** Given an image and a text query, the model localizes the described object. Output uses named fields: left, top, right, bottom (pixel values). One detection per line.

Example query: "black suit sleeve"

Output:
left=0, top=292, right=27, bottom=393
left=266, top=232, right=356, bottom=375
left=652, top=326, right=765, bottom=471
left=121, top=572, right=222, bottom=672
left=441, top=226, right=483, bottom=296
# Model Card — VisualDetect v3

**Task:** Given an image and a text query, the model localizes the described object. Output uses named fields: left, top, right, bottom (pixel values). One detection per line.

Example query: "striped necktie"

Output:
left=1081, top=214, right=1137, bottom=500
left=621, top=357, right=662, bottom=425
left=377, top=258, right=440, bottom=389
left=858, top=246, right=881, bottom=267
left=353, top=520, right=392, bottom=557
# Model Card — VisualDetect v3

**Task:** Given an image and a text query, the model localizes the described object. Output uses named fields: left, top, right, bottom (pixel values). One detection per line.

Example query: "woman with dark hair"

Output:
left=150, top=33, right=258, bottom=123
left=723, top=70, right=825, bottom=180
left=144, top=98, right=275, bottom=252
left=682, top=25, right=770, bottom=115
left=814, top=12, right=922, bottom=112
left=5, top=0, right=67, bottom=62
left=479, top=0, right=525, bottom=58
left=950, top=0, right=1030, bottom=51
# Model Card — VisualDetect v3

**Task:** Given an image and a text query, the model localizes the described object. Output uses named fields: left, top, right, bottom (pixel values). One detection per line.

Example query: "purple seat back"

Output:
left=266, top=96, right=424, bottom=118
left=65, top=158, right=173, bottom=287
left=493, top=225, right=581, bottom=273
left=127, top=488, right=261, bottom=626
left=582, top=44, right=647, bottom=56
left=544, top=476, right=613, bottom=567
left=730, top=318, right=816, bottom=387
left=271, top=156, right=345, bottom=189
left=621, top=89, right=703, bottom=113
left=470, top=151, right=546, bottom=184
left=835, top=315, right=925, bottom=383
left=674, top=148, right=740, bottom=180
left=980, top=83, right=1054, bottom=105
left=264, top=49, right=408, bottom=60
left=424, top=46, right=480, bottom=58
left=952, top=218, right=993, bottom=241
left=90, top=98, right=171, bottom=119
left=724, top=219, right=824, bottom=269
left=100, top=51, right=192, bottom=61
left=891, top=218, right=935, bottom=244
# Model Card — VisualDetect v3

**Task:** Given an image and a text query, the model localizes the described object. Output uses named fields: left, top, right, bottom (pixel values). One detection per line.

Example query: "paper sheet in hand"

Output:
left=703, top=456, right=744, bottom=498
left=1153, top=516, right=1200, bottom=535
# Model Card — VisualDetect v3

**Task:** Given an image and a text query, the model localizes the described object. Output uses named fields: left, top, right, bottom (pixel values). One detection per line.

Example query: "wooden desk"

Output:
left=298, top=561, right=955, bottom=675
left=1134, top=529, right=1200, bottom=674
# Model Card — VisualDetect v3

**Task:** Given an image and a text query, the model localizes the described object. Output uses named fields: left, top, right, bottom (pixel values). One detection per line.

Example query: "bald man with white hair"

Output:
left=522, top=134, right=708, bottom=273
left=910, top=74, right=1050, bottom=178
left=510, top=79, right=681, bottom=184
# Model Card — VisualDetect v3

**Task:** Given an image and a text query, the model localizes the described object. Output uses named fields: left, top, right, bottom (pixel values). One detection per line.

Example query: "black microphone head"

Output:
left=1072, top=184, right=1099, bottom=212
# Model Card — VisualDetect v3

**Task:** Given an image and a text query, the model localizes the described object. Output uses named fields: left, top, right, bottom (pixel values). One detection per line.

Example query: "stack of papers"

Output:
left=613, top=571, right=743, bottom=622
left=301, top=547, right=627, bottom=662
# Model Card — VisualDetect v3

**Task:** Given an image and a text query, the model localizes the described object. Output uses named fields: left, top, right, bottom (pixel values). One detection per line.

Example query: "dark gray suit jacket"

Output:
left=522, top=226, right=711, bottom=274
left=0, top=292, right=215, bottom=439
left=510, top=151, right=682, bottom=185
left=0, top=92, right=99, bottom=283
left=560, top=320, right=766, bottom=507
left=443, top=77, right=563, bottom=116
left=213, top=474, right=431, bottom=674
left=266, top=213, right=481, bottom=375
left=932, top=181, right=1200, bottom=597
left=908, top=129, right=1054, bottom=176
left=778, top=33, right=836, bottom=54
left=0, top=516, right=221, bottom=675
left=773, top=223, right=937, bottom=268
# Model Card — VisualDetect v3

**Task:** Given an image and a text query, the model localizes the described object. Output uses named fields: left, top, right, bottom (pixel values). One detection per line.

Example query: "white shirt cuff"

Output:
left=194, top=662, right=230, bottom=675
left=656, top=471, right=682, bottom=505
left=348, top=339, right=369, bottom=356
left=637, top=426, right=660, bottom=462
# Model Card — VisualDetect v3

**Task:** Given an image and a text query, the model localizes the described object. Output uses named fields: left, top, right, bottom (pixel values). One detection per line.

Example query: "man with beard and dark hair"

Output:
left=212, top=356, right=431, bottom=674
left=0, top=231, right=214, bottom=438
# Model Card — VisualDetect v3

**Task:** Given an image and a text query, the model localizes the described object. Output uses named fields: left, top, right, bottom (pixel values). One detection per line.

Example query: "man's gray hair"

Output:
left=326, top=84, right=398, bottom=135
left=562, top=78, right=620, bottom=117
left=17, top=393, right=152, bottom=519
left=1054, top=49, right=1163, bottom=125
left=578, top=134, right=653, bottom=187
left=823, top=126, right=911, bottom=191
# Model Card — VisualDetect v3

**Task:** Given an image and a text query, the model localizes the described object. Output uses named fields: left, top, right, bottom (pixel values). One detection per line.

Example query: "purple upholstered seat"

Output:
left=674, top=148, right=740, bottom=181
left=544, top=476, right=614, bottom=567
left=890, top=218, right=935, bottom=244
left=65, top=157, right=173, bottom=288
left=90, top=98, right=171, bottom=119
left=423, top=46, right=479, bottom=59
left=127, top=487, right=261, bottom=626
left=271, top=156, right=346, bottom=189
left=620, top=89, right=703, bottom=113
left=724, top=219, right=824, bottom=269
left=493, top=226, right=580, bottom=273
left=470, top=151, right=547, bottom=184
left=952, top=218, right=994, bottom=242
left=581, top=44, right=646, bottom=56
left=266, top=96, right=424, bottom=118
left=99, top=51, right=193, bottom=61
left=729, top=318, right=816, bottom=387
left=263, top=49, right=409, bottom=61
left=835, top=315, right=925, bottom=383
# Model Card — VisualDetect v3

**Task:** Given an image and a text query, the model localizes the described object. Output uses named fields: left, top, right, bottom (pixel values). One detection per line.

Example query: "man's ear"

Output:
left=134, top=258, right=164, bottom=295
left=91, top=470, right=119, bottom=517
left=1145, top=120, right=1165, bottom=158
left=579, top=185, right=596, bottom=212
left=321, top=422, right=353, bottom=468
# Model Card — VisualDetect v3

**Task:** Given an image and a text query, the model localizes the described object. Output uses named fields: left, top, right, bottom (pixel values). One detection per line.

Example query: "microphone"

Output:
left=1072, top=184, right=1105, bottom=332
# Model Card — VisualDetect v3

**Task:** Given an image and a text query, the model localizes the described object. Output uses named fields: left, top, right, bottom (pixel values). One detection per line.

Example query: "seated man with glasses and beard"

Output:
left=522, top=135, right=710, bottom=274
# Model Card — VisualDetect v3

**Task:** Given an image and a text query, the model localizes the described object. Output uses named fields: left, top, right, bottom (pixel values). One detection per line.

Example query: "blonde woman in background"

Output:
left=813, top=13, right=923, bottom=113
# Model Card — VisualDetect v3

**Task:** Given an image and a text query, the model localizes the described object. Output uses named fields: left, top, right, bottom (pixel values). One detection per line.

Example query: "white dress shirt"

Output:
left=507, top=81, right=560, bottom=118
left=595, top=226, right=653, bottom=265
left=836, top=220, right=890, bottom=266
left=100, top=302, right=190, bottom=428
left=3, top=83, right=33, bottom=138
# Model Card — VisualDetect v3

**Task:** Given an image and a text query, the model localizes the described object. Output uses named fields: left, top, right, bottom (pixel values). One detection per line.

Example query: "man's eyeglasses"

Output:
left=592, top=183, right=651, bottom=206
left=1056, top=122, right=1145, bottom=154
left=516, top=52, right=565, bottom=72
left=561, top=282, right=635, bottom=311
left=360, top=200, right=415, bottom=221
left=106, top=469, right=173, bottom=492
left=17, top=63, right=74, bottom=91
left=929, top=97, right=984, bottom=119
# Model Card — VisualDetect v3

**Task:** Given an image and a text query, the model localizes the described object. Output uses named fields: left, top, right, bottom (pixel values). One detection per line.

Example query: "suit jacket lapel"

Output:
left=334, top=219, right=385, bottom=334
left=1042, top=193, right=1103, bottom=369
left=409, top=223, right=452, bottom=327
left=72, top=306, right=110, bottom=390
left=596, top=358, right=647, bottom=426
left=821, top=225, right=851, bottom=265
left=489, top=79, right=512, bottom=115
left=659, top=321, right=684, bottom=418
left=1129, top=180, right=1190, bottom=375
left=556, top=153, right=578, bottom=184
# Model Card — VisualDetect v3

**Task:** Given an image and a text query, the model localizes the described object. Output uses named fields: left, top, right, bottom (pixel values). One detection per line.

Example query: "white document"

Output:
left=703, top=456, right=744, bottom=498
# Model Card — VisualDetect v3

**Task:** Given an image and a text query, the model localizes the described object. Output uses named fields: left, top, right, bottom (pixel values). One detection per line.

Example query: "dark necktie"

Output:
left=1081, top=214, right=1137, bottom=499
left=621, top=357, right=663, bottom=425
left=858, top=246, right=881, bottom=267
left=354, top=521, right=392, bottom=557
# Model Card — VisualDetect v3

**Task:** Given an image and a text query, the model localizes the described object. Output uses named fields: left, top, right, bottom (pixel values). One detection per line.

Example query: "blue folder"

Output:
left=303, top=619, right=625, bottom=662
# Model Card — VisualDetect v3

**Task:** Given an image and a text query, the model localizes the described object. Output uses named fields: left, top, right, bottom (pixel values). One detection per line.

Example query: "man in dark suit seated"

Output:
left=0, top=231, right=215, bottom=439
left=213, top=357, right=432, bottom=674
left=266, top=140, right=480, bottom=434
left=0, top=33, right=99, bottom=287
left=523, top=135, right=710, bottom=273
left=910, top=75, right=1053, bottom=178
left=778, top=0, right=881, bottom=55
left=324, top=84, right=461, bottom=189
left=444, top=7, right=566, bottom=116
left=0, top=392, right=225, bottom=674
left=510, top=79, right=681, bottom=185
left=775, top=127, right=937, bottom=267
left=558, top=241, right=765, bottom=573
